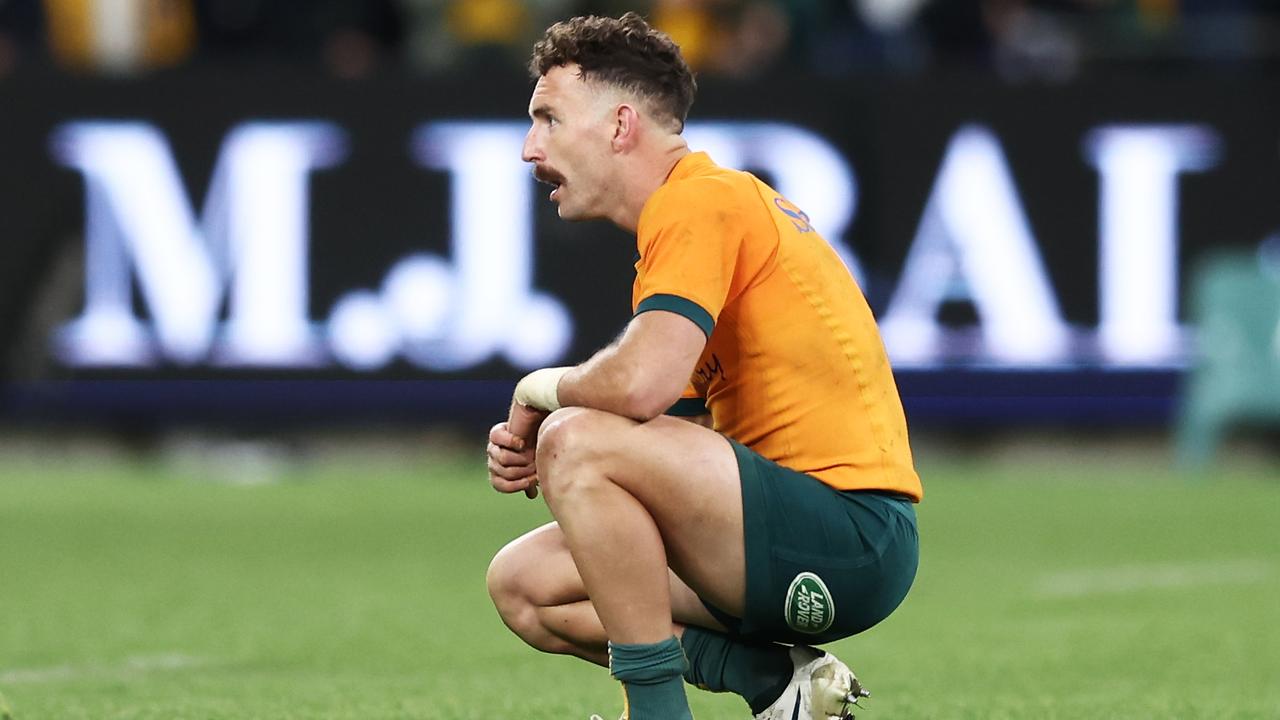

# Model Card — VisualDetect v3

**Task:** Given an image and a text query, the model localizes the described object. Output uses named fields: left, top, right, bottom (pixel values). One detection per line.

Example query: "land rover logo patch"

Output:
left=784, top=572, right=834, bottom=634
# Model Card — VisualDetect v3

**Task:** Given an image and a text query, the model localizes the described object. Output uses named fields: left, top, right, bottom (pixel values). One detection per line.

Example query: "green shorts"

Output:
left=701, top=440, right=919, bottom=645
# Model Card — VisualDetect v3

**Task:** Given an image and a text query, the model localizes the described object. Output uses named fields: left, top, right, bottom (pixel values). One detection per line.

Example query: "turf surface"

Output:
left=1, top=439, right=1277, bottom=719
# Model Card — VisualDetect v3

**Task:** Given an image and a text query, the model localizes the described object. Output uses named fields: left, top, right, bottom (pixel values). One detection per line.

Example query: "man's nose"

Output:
left=521, top=127, right=542, bottom=163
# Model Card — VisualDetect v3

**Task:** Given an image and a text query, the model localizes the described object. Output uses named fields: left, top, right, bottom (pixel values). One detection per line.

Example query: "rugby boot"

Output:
left=754, top=645, right=869, bottom=720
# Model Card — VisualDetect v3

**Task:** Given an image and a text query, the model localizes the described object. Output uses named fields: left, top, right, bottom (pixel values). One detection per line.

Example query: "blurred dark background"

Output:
left=5, top=0, right=1280, bottom=80
left=1, top=0, right=1278, bottom=464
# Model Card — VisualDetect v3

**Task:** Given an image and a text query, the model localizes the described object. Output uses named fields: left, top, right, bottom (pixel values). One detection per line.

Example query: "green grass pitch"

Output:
left=1, top=439, right=1278, bottom=719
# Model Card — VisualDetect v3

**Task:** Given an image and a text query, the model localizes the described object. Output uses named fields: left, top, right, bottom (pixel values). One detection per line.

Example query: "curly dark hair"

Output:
left=529, top=12, right=697, bottom=132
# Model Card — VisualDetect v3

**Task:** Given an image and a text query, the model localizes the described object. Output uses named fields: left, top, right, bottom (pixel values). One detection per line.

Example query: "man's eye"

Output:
left=548, top=117, right=558, bottom=127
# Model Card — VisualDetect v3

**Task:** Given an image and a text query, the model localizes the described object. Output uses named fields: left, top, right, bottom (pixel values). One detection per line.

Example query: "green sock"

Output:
left=680, top=626, right=793, bottom=714
left=609, top=636, right=693, bottom=720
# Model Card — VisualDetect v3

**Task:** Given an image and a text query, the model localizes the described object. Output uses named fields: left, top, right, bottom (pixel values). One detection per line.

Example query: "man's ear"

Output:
left=612, top=104, right=642, bottom=151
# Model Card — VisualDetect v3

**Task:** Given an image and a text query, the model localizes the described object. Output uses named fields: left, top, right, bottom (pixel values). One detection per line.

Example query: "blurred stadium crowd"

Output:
left=1, top=0, right=1279, bottom=81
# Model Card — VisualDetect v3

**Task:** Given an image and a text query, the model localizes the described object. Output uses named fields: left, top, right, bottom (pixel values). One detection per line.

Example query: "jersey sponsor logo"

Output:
left=694, top=353, right=727, bottom=386
left=785, top=572, right=835, bottom=634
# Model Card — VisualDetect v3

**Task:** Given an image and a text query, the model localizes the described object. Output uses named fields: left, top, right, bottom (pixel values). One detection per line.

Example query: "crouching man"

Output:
left=485, top=13, right=922, bottom=720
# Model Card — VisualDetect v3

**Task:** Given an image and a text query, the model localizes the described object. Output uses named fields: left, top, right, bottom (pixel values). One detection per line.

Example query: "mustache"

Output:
left=533, top=166, right=565, bottom=186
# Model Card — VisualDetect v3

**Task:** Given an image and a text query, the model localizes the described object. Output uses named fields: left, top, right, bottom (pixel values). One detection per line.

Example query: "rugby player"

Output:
left=485, top=13, right=922, bottom=720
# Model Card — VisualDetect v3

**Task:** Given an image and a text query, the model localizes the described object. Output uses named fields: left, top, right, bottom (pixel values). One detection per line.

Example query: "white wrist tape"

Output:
left=513, top=366, right=571, bottom=411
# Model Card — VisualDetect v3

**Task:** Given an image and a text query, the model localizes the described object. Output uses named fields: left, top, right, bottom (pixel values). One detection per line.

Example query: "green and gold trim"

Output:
left=635, top=293, right=715, bottom=338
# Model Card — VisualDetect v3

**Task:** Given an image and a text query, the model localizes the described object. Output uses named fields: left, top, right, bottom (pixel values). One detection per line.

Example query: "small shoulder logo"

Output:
left=784, top=572, right=835, bottom=634
left=773, top=196, right=813, bottom=233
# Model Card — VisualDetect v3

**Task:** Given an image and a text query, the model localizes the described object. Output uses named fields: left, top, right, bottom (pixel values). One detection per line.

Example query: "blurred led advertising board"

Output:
left=1, top=70, right=1277, bottom=425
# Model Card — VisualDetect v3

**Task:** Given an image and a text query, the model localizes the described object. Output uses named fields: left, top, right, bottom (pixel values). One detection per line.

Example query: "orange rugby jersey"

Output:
left=632, top=152, right=922, bottom=501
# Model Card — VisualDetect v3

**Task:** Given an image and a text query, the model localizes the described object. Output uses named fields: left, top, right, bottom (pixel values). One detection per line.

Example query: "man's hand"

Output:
left=487, top=403, right=549, bottom=498
left=508, top=401, right=548, bottom=442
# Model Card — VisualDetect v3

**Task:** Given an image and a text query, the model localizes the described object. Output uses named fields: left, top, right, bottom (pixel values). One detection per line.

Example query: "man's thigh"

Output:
left=537, top=409, right=747, bottom=617
left=496, top=521, right=726, bottom=631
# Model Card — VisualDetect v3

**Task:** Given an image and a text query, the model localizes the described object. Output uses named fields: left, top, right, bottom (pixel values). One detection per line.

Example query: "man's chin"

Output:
left=555, top=203, right=590, bottom=222
left=552, top=194, right=604, bottom=222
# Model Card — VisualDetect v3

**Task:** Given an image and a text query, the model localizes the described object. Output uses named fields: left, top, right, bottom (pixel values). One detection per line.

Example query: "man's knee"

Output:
left=486, top=543, right=554, bottom=649
left=486, top=544, right=523, bottom=622
left=537, top=407, right=601, bottom=459
left=487, top=540, right=590, bottom=656
left=536, top=408, right=625, bottom=495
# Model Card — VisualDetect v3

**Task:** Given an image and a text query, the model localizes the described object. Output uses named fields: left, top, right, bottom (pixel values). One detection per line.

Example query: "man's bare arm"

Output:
left=557, top=310, right=706, bottom=422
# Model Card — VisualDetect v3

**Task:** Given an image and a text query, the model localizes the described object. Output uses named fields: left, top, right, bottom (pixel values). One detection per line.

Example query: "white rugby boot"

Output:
left=754, top=646, right=870, bottom=720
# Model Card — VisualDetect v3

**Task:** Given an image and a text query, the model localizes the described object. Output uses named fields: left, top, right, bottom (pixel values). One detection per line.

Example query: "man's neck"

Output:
left=611, top=142, right=691, bottom=234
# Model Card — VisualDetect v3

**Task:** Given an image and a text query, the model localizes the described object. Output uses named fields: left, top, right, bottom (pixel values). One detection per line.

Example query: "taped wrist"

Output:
left=513, top=366, right=571, bottom=411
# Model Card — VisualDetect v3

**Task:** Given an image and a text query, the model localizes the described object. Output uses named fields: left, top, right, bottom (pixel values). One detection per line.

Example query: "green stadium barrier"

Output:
left=1176, top=246, right=1280, bottom=467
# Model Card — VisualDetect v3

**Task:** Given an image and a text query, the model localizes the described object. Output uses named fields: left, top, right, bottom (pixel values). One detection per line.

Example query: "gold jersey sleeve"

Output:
left=633, top=152, right=922, bottom=501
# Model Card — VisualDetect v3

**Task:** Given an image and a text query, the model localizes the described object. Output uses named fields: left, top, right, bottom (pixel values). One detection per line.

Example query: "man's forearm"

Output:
left=558, top=343, right=666, bottom=421
left=511, top=342, right=651, bottom=418
left=514, top=311, right=702, bottom=420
